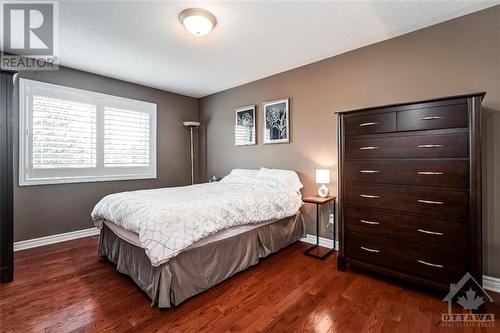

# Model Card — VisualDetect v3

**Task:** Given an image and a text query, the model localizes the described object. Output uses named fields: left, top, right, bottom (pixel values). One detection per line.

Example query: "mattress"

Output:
left=92, top=174, right=303, bottom=266
left=104, top=218, right=280, bottom=251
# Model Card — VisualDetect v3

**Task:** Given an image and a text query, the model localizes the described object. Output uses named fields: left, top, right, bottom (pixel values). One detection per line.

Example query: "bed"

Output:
left=92, top=168, right=304, bottom=308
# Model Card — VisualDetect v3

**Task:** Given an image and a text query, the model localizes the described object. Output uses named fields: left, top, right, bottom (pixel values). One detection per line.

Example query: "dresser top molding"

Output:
left=335, top=92, right=486, bottom=115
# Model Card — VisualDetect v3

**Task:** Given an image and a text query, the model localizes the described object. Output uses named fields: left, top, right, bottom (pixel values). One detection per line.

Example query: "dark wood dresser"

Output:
left=337, top=93, right=484, bottom=291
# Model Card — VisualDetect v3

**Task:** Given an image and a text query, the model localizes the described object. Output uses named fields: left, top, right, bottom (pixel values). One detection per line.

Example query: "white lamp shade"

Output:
left=183, top=15, right=213, bottom=36
left=179, top=8, right=217, bottom=37
left=183, top=121, right=200, bottom=128
left=316, top=169, right=331, bottom=184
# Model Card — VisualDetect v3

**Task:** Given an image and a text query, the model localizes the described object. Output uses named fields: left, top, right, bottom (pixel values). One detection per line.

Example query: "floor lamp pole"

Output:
left=189, top=126, right=194, bottom=185
left=182, top=121, right=200, bottom=185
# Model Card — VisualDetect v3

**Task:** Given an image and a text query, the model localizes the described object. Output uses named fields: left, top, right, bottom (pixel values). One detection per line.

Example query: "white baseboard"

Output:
left=300, top=233, right=339, bottom=250
left=300, top=234, right=500, bottom=293
left=14, top=227, right=100, bottom=252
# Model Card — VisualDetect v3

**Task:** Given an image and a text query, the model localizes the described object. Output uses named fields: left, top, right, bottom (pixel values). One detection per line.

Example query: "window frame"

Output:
left=19, top=78, right=157, bottom=186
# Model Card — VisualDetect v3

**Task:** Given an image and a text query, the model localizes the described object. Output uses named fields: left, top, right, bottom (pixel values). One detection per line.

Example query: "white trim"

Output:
left=300, top=233, right=339, bottom=250
left=14, top=227, right=100, bottom=251
left=15, top=230, right=333, bottom=252
left=483, top=275, right=500, bottom=293
left=18, top=78, right=157, bottom=186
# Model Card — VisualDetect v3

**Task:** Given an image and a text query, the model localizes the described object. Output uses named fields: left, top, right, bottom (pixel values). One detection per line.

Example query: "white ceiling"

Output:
left=56, top=1, right=499, bottom=98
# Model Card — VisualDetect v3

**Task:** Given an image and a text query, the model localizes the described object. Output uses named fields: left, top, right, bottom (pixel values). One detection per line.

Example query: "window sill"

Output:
left=19, top=173, right=157, bottom=186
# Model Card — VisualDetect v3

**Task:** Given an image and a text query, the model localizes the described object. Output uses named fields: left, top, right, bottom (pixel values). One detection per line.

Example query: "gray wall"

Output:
left=13, top=66, right=198, bottom=241
left=199, top=6, right=500, bottom=276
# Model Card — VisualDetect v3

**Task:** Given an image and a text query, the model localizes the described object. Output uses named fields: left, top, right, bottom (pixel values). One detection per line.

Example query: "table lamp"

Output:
left=316, top=169, right=330, bottom=197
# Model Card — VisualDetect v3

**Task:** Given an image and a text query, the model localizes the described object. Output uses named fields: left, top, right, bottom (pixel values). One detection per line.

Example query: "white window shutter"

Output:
left=19, top=79, right=157, bottom=186
left=32, top=95, right=97, bottom=169
left=104, top=107, right=150, bottom=168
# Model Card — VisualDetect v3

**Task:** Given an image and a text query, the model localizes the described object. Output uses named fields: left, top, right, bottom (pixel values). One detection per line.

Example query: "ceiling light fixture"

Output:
left=179, top=8, right=217, bottom=37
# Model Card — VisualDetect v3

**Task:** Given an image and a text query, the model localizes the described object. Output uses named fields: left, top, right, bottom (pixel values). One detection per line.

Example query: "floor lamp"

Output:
left=183, top=121, right=200, bottom=185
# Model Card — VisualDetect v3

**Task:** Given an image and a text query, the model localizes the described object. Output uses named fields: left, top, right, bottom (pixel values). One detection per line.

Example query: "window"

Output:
left=19, top=79, right=157, bottom=185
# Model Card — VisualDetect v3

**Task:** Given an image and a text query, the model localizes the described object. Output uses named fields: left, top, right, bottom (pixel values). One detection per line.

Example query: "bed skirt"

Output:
left=98, top=213, right=304, bottom=308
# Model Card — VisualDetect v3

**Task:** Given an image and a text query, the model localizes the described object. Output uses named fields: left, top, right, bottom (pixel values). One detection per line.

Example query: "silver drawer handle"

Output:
left=360, top=194, right=380, bottom=199
left=360, top=170, right=380, bottom=174
left=359, top=122, right=378, bottom=127
left=418, top=260, right=444, bottom=268
left=361, top=246, right=380, bottom=253
left=417, top=144, right=443, bottom=148
left=417, top=199, right=444, bottom=205
left=360, top=219, right=380, bottom=225
left=420, top=116, right=444, bottom=121
left=417, top=171, right=444, bottom=175
left=417, top=229, right=444, bottom=236
left=360, top=146, right=379, bottom=150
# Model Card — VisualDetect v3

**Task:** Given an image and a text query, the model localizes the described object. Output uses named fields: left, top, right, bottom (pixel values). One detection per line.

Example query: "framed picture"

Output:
left=263, top=98, right=289, bottom=144
left=234, top=105, right=256, bottom=146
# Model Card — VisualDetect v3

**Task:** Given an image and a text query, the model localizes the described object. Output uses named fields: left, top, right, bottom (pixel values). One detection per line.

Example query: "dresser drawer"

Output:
left=346, top=232, right=467, bottom=285
left=346, top=133, right=468, bottom=159
left=344, top=207, right=466, bottom=250
left=345, top=112, right=396, bottom=135
left=397, top=103, right=468, bottom=132
left=345, top=183, right=468, bottom=218
left=345, top=160, right=468, bottom=188
left=346, top=232, right=408, bottom=270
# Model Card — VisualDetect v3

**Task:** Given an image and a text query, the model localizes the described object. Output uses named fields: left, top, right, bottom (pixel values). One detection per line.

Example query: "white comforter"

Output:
left=91, top=175, right=302, bottom=266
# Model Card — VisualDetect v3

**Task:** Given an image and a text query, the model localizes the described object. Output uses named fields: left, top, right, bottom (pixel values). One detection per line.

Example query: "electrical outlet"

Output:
left=328, top=213, right=334, bottom=225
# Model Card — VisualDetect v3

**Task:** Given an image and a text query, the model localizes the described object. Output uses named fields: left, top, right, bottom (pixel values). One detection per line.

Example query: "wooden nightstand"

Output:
left=302, top=195, right=336, bottom=259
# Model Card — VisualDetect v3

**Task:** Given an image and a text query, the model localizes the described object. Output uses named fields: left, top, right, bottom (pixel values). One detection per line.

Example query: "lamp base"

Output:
left=318, top=184, right=329, bottom=198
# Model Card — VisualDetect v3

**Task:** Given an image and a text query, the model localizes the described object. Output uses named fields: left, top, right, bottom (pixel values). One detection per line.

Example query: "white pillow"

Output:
left=257, top=168, right=303, bottom=192
left=228, top=168, right=259, bottom=178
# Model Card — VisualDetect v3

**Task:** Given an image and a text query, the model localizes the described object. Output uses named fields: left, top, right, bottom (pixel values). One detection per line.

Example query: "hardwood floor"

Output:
left=1, top=237, right=499, bottom=333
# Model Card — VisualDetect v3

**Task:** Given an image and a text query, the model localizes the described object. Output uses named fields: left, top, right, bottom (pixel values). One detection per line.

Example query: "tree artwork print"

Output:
left=263, top=99, right=289, bottom=144
left=234, top=105, right=256, bottom=145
